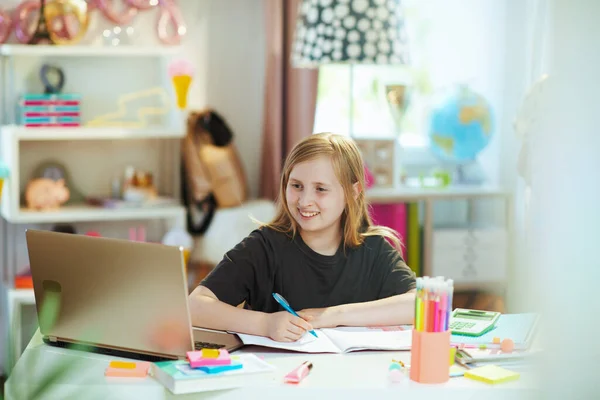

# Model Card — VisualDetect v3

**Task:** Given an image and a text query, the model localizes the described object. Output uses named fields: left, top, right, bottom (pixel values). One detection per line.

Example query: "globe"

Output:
left=428, top=86, right=494, bottom=164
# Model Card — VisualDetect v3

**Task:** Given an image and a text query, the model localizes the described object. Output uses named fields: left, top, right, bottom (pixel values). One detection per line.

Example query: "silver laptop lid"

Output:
left=26, top=229, right=194, bottom=359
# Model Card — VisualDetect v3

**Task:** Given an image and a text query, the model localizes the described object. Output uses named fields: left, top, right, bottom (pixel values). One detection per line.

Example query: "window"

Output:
left=313, top=0, right=505, bottom=152
left=313, top=0, right=431, bottom=147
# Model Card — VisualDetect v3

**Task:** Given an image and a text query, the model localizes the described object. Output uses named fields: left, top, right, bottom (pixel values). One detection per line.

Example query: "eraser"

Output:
left=389, top=369, right=404, bottom=382
left=388, top=362, right=402, bottom=371
left=501, top=338, right=514, bottom=353
left=187, top=348, right=231, bottom=368
left=105, top=361, right=150, bottom=378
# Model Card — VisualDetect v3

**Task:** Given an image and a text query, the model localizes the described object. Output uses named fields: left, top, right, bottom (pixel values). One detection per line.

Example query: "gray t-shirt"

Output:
left=200, top=226, right=416, bottom=313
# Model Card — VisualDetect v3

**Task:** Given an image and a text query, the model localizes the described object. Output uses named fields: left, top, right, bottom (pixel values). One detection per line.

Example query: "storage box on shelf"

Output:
left=0, top=44, right=186, bottom=371
left=432, top=228, right=508, bottom=284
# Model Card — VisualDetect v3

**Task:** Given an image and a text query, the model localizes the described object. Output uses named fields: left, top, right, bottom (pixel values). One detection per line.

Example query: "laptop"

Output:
left=26, top=229, right=243, bottom=361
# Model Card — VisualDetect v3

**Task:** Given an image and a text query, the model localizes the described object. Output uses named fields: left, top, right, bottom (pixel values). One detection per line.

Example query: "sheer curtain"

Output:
left=529, top=0, right=600, bottom=397
left=510, top=0, right=552, bottom=313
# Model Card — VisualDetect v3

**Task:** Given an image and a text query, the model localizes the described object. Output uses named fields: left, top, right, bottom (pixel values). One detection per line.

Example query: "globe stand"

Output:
left=455, top=160, right=486, bottom=185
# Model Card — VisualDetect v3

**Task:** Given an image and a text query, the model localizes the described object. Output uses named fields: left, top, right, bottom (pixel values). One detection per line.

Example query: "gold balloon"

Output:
left=45, top=0, right=90, bottom=45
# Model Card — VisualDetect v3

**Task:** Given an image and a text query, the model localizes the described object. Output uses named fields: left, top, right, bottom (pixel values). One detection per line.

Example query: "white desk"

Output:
left=5, top=287, right=36, bottom=371
left=6, top=330, right=540, bottom=400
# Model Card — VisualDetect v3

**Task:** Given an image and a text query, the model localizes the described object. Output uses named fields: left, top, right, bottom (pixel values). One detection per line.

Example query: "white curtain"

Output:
left=508, top=0, right=552, bottom=313
left=529, top=0, right=600, bottom=397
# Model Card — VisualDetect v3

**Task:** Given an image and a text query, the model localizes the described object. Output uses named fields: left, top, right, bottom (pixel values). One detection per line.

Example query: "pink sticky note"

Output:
left=105, top=361, right=150, bottom=378
left=187, top=349, right=231, bottom=368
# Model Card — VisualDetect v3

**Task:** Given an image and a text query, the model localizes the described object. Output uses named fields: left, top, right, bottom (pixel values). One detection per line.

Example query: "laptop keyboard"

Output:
left=194, top=341, right=226, bottom=350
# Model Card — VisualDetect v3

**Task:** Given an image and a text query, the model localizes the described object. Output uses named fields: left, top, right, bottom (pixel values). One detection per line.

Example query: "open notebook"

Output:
left=235, top=326, right=412, bottom=353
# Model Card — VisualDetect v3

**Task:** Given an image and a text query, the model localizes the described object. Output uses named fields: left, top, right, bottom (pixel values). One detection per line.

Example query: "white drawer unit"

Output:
left=432, top=228, right=508, bottom=284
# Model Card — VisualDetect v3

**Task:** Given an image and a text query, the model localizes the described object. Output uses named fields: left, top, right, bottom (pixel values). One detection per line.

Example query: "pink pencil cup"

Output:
left=409, top=329, right=450, bottom=384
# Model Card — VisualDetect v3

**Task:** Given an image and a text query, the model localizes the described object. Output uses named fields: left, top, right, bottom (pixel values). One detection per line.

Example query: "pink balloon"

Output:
left=156, top=0, right=185, bottom=46
left=85, top=0, right=98, bottom=12
left=95, top=0, right=138, bottom=25
left=125, top=0, right=157, bottom=11
left=13, top=0, right=39, bottom=44
left=0, top=9, right=12, bottom=44
left=13, top=0, right=86, bottom=44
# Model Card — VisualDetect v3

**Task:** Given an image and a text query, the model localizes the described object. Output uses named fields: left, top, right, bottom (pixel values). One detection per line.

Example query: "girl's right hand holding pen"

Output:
left=264, top=311, right=314, bottom=342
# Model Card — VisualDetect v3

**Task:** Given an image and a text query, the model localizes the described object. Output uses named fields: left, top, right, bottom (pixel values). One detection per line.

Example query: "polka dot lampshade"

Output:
left=291, top=0, right=410, bottom=67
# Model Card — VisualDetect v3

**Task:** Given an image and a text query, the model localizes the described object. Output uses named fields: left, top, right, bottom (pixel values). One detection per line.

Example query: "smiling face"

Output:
left=285, top=155, right=347, bottom=239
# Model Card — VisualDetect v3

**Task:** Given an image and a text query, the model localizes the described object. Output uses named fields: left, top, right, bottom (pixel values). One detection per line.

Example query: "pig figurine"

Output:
left=25, top=178, right=70, bottom=210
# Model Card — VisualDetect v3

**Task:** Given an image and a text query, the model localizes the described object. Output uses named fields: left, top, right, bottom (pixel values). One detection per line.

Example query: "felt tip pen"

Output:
left=284, top=361, right=313, bottom=384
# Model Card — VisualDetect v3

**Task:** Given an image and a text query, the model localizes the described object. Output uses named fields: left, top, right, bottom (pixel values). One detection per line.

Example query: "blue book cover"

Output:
left=451, top=313, right=540, bottom=350
left=21, top=106, right=81, bottom=113
left=23, top=116, right=81, bottom=123
left=21, top=93, right=81, bottom=101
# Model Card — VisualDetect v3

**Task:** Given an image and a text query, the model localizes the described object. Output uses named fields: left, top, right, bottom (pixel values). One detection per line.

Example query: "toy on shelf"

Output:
left=168, top=59, right=194, bottom=110
left=20, top=64, right=82, bottom=127
left=29, top=160, right=85, bottom=203
left=0, top=161, right=9, bottom=200
left=122, top=166, right=157, bottom=202
left=86, top=165, right=177, bottom=209
left=85, top=87, right=171, bottom=128
left=25, top=177, right=70, bottom=210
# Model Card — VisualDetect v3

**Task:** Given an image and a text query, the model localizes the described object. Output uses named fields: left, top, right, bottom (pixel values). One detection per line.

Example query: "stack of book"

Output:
left=152, top=350, right=276, bottom=395
left=451, top=313, right=542, bottom=375
left=19, top=94, right=81, bottom=127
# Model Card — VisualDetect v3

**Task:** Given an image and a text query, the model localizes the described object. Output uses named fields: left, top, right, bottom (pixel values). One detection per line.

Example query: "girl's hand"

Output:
left=298, top=307, right=342, bottom=329
left=265, top=311, right=314, bottom=342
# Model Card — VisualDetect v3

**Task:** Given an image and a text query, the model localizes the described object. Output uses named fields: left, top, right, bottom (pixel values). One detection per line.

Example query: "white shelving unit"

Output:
left=1, top=125, right=184, bottom=141
left=0, top=44, right=187, bottom=371
left=0, top=44, right=182, bottom=57
left=0, top=125, right=185, bottom=224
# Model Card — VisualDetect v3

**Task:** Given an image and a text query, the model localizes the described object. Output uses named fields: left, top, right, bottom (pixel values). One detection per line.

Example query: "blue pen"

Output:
left=272, top=293, right=318, bottom=338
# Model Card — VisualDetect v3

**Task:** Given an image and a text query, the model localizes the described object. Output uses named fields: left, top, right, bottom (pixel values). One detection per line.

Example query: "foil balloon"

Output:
left=85, top=0, right=98, bottom=11
left=14, top=0, right=40, bottom=44
left=95, top=0, right=137, bottom=25
left=45, top=0, right=90, bottom=45
left=125, top=0, right=158, bottom=11
left=15, top=0, right=90, bottom=45
left=0, top=9, right=12, bottom=44
left=157, top=0, right=186, bottom=46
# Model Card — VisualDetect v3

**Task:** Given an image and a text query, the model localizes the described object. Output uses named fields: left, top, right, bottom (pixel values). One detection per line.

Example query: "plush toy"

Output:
left=25, top=178, right=70, bottom=210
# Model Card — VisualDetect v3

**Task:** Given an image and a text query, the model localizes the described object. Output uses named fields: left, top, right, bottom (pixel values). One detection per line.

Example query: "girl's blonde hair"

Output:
left=263, top=132, right=403, bottom=253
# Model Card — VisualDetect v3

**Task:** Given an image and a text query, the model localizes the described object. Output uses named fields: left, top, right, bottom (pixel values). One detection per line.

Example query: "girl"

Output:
left=188, top=133, right=416, bottom=342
